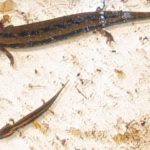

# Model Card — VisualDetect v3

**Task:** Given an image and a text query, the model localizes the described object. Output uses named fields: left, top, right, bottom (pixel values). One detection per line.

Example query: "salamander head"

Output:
left=0, top=123, right=14, bottom=139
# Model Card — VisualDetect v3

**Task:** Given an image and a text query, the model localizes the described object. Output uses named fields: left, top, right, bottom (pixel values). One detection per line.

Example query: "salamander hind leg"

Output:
left=96, top=29, right=115, bottom=46
left=0, top=47, right=15, bottom=67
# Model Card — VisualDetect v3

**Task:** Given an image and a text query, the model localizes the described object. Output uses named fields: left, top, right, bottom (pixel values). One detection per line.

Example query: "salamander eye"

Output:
left=0, top=123, right=12, bottom=138
left=0, top=123, right=11, bottom=132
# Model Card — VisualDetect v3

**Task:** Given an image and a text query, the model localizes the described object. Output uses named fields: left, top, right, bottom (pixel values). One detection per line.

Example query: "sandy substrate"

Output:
left=0, top=0, right=149, bottom=149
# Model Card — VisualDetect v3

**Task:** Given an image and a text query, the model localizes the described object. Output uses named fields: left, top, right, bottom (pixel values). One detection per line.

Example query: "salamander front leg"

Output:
left=0, top=16, right=14, bottom=67
left=9, top=118, right=15, bottom=125
left=96, top=29, right=115, bottom=46
left=0, top=47, right=15, bottom=66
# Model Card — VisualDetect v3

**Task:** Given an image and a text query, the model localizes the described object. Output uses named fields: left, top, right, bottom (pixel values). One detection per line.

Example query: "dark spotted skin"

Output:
left=0, top=10, right=149, bottom=48
left=0, top=10, right=149, bottom=66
